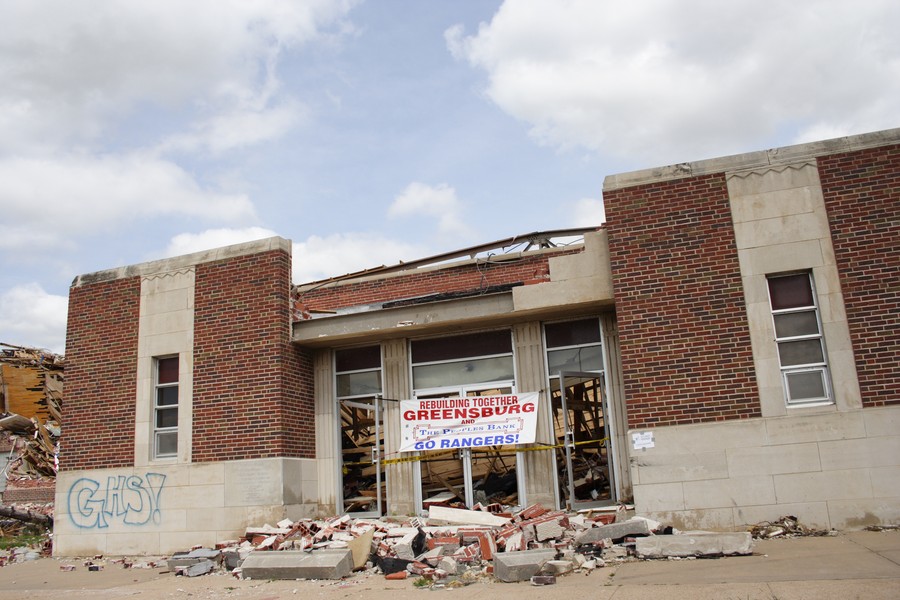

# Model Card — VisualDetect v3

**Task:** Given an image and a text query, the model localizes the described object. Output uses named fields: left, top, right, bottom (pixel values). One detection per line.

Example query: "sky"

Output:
left=1, top=0, right=898, bottom=354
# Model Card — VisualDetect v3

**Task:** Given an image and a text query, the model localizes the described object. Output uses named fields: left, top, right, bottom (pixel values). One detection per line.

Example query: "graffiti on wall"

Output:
left=67, top=473, right=166, bottom=528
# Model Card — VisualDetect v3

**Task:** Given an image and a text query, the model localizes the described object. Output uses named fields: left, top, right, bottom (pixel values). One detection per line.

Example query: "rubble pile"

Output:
left=1, top=343, right=63, bottom=480
left=749, top=515, right=835, bottom=539
left=160, top=504, right=754, bottom=586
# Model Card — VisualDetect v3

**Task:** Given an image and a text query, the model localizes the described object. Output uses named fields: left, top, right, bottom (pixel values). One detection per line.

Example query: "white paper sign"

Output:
left=632, top=431, right=655, bottom=450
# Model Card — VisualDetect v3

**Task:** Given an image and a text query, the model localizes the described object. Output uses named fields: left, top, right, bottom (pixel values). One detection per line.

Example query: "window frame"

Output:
left=409, top=330, right=514, bottom=392
left=766, top=272, right=833, bottom=406
left=153, top=355, right=179, bottom=459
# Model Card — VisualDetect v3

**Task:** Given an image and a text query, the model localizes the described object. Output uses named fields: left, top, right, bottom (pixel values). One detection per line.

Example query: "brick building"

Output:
left=54, top=128, right=899, bottom=555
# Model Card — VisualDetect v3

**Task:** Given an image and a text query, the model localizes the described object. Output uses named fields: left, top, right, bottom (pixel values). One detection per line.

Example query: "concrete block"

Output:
left=827, top=498, right=900, bottom=530
left=635, top=533, right=753, bottom=558
left=532, top=518, right=565, bottom=541
left=726, top=443, right=821, bottom=477
left=863, top=406, right=900, bottom=438
left=183, top=560, right=215, bottom=577
left=492, top=549, right=557, bottom=583
left=240, top=549, right=353, bottom=580
left=632, top=451, right=728, bottom=484
left=682, top=476, right=775, bottom=509
left=774, top=468, right=872, bottom=503
left=819, top=436, right=900, bottom=471
left=428, top=505, right=511, bottom=527
left=643, top=508, right=735, bottom=532
left=632, top=482, right=685, bottom=512
left=871, top=466, right=900, bottom=498
left=543, top=560, right=574, bottom=575
left=765, top=411, right=865, bottom=445
left=574, top=518, right=651, bottom=545
left=347, top=528, right=374, bottom=570
left=437, top=556, right=459, bottom=575
left=739, top=240, right=826, bottom=278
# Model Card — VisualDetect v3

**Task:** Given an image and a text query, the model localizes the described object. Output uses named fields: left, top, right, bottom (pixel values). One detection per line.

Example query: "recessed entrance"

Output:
left=414, top=384, right=520, bottom=510
left=552, top=371, right=616, bottom=509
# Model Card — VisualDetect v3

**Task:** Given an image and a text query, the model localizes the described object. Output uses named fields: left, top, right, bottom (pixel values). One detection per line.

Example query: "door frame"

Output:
left=337, top=394, right=385, bottom=517
left=412, top=382, right=522, bottom=511
left=556, top=370, right=617, bottom=509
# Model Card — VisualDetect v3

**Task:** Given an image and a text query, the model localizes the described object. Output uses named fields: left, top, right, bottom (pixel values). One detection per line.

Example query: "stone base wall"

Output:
left=53, top=457, right=318, bottom=556
left=629, top=405, right=900, bottom=531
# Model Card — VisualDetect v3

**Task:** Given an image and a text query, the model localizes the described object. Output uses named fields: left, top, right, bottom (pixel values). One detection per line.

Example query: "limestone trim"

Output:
left=727, top=161, right=861, bottom=417
left=135, top=267, right=195, bottom=467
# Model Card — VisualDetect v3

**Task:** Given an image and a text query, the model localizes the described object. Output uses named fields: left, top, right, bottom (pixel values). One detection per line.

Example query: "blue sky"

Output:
left=1, top=0, right=898, bottom=354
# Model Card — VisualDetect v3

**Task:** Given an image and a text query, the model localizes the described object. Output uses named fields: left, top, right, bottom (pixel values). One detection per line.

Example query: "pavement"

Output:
left=0, top=529, right=897, bottom=599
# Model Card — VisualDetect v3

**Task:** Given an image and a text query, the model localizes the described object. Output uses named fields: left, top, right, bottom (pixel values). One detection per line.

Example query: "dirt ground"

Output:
left=2, top=531, right=899, bottom=600
left=0, top=555, right=611, bottom=600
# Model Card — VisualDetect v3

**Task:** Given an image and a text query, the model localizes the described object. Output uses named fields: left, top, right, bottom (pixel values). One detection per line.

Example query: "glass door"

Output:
left=416, top=384, right=520, bottom=510
left=552, top=371, right=615, bottom=509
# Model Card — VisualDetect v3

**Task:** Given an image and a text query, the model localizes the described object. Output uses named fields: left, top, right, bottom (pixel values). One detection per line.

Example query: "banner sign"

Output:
left=399, top=392, right=539, bottom=452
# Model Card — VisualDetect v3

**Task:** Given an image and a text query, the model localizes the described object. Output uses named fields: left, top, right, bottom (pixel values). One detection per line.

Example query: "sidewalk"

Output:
left=0, top=530, right=897, bottom=599
left=602, top=529, right=900, bottom=599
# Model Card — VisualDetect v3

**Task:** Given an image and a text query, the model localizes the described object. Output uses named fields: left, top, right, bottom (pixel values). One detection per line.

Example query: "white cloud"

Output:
left=159, top=101, right=307, bottom=156
left=163, top=227, right=280, bottom=258
left=389, top=182, right=471, bottom=237
left=0, top=284, right=68, bottom=354
left=570, top=198, right=605, bottom=227
left=448, top=0, right=900, bottom=165
left=0, top=0, right=355, bottom=154
left=0, top=154, right=255, bottom=249
left=292, top=233, right=425, bottom=283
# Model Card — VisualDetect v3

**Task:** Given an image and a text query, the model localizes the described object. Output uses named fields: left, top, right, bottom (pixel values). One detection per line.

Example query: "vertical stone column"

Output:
left=513, top=322, right=556, bottom=508
left=601, top=313, right=631, bottom=500
left=314, top=349, right=337, bottom=515
left=382, top=338, right=416, bottom=515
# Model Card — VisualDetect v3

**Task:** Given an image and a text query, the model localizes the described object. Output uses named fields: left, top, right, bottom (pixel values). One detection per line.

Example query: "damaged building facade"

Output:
left=54, top=129, right=899, bottom=555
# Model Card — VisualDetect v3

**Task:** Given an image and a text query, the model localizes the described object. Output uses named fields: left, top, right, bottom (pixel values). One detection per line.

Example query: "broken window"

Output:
left=411, top=331, right=513, bottom=389
left=545, top=319, right=614, bottom=508
left=411, top=331, right=518, bottom=509
left=767, top=272, right=832, bottom=405
left=335, top=346, right=385, bottom=515
left=153, top=356, right=179, bottom=459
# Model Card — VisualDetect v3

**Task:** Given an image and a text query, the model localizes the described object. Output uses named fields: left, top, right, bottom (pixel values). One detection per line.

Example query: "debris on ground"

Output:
left=1, top=343, right=63, bottom=545
left=748, top=515, right=836, bottom=539
left=131, top=503, right=756, bottom=586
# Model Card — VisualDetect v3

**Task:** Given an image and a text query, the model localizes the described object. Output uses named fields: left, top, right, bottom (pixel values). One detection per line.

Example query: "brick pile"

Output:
left=161, top=504, right=753, bottom=585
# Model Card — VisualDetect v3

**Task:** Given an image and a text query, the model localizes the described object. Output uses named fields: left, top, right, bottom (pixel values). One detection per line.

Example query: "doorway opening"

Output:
left=414, top=384, right=520, bottom=510
left=551, top=371, right=615, bottom=509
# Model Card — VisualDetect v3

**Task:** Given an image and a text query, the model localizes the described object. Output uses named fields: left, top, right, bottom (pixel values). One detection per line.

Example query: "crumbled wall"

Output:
left=295, top=249, right=581, bottom=315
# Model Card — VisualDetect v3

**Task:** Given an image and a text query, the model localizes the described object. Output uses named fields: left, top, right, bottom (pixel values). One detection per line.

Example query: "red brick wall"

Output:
left=818, top=143, right=900, bottom=408
left=604, top=174, right=761, bottom=429
left=295, top=250, right=579, bottom=315
left=62, top=277, right=140, bottom=470
left=192, top=249, right=315, bottom=462
left=3, top=479, right=56, bottom=503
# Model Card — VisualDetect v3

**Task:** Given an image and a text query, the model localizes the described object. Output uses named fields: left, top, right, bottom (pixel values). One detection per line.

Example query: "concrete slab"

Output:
left=492, top=549, right=557, bottom=583
left=240, top=550, right=353, bottom=580
left=635, top=533, right=753, bottom=558
left=574, top=518, right=652, bottom=544
left=427, top=505, right=511, bottom=527
left=347, top=528, right=374, bottom=570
